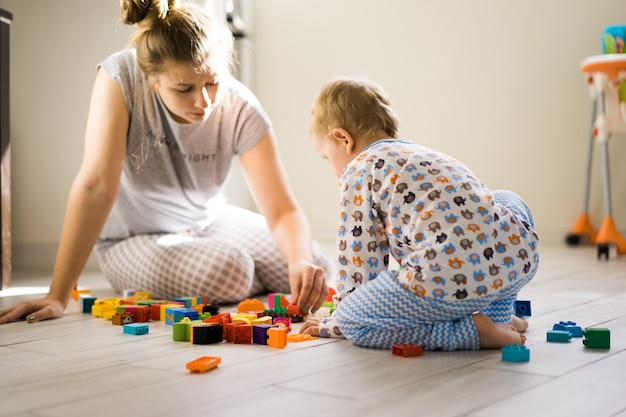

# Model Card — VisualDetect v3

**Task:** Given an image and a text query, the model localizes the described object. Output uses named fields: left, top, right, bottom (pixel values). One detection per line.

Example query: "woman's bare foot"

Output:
left=510, top=315, right=528, bottom=333
left=473, top=312, right=526, bottom=349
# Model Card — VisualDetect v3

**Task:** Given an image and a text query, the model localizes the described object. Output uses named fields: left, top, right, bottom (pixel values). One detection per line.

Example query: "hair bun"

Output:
left=121, top=0, right=152, bottom=25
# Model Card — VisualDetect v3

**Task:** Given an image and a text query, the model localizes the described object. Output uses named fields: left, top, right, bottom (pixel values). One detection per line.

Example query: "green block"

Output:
left=583, top=328, right=610, bottom=349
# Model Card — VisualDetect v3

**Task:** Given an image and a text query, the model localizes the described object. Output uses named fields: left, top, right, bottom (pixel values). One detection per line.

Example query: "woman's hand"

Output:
left=289, top=259, right=328, bottom=314
left=0, top=298, right=66, bottom=324
left=300, top=316, right=323, bottom=337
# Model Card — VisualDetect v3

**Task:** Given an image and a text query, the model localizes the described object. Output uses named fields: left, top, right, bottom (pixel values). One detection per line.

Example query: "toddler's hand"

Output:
left=300, top=317, right=323, bottom=337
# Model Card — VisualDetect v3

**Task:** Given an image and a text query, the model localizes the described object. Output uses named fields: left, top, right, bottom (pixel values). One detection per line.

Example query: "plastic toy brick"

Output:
left=237, top=298, right=266, bottom=314
left=232, top=313, right=257, bottom=324
left=123, top=323, right=149, bottom=335
left=267, top=327, right=289, bottom=349
left=392, top=344, right=424, bottom=357
left=204, top=313, right=232, bottom=338
left=201, top=304, right=220, bottom=315
left=232, top=323, right=252, bottom=344
left=252, top=316, right=273, bottom=325
left=91, top=298, right=120, bottom=318
left=553, top=321, right=583, bottom=337
left=501, top=344, right=530, bottom=362
left=267, top=293, right=290, bottom=309
left=253, top=324, right=277, bottom=345
left=273, top=317, right=291, bottom=331
left=119, top=305, right=151, bottom=323
left=583, top=327, right=610, bottom=349
left=79, top=294, right=97, bottom=314
left=286, top=333, right=317, bottom=342
left=224, top=322, right=246, bottom=342
left=165, top=307, right=188, bottom=325
left=190, top=323, right=223, bottom=345
left=174, top=319, right=204, bottom=342
left=174, top=308, right=199, bottom=323
left=112, top=311, right=134, bottom=326
left=186, top=356, right=221, bottom=373
left=513, top=300, right=532, bottom=317
left=72, top=287, right=92, bottom=301
left=286, top=304, right=306, bottom=316
left=326, top=287, right=337, bottom=302
left=159, top=302, right=185, bottom=322
left=90, top=304, right=111, bottom=318
left=173, top=319, right=191, bottom=342
left=547, top=330, right=572, bottom=343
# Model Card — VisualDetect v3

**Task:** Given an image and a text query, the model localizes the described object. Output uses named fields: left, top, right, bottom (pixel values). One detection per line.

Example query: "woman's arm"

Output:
left=0, top=68, right=128, bottom=324
left=239, top=130, right=327, bottom=313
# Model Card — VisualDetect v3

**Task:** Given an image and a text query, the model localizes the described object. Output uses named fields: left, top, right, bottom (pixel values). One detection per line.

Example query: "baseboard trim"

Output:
left=12, top=242, right=100, bottom=272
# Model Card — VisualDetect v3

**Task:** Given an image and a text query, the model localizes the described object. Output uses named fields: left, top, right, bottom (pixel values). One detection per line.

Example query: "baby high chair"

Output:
left=566, top=25, right=626, bottom=260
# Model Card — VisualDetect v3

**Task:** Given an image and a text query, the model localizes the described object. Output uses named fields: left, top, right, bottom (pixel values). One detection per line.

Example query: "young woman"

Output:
left=0, top=0, right=331, bottom=325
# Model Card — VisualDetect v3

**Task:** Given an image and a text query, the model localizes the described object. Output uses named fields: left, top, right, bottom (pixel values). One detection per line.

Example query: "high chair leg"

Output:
left=566, top=100, right=598, bottom=245
left=596, top=138, right=626, bottom=259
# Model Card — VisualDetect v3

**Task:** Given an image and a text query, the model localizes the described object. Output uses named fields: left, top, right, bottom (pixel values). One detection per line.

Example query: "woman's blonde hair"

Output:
left=311, top=77, right=399, bottom=140
left=121, top=0, right=233, bottom=76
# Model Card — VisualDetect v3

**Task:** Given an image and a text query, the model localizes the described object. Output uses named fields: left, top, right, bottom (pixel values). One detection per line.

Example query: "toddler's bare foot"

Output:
left=473, top=313, right=526, bottom=349
left=510, top=315, right=528, bottom=333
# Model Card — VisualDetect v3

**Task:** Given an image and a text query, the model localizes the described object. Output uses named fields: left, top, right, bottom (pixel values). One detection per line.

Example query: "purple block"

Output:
left=252, top=324, right=276, bottom=345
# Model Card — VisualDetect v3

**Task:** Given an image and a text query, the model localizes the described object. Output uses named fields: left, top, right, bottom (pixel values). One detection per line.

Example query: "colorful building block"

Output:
left=286, top=333, right=317, bottom=342
left=174, top=308, right=199, bottom=323
left=553, top=321, right=583, bottom=337
left=513, top=300, right=531, bottom=317
left=252, top=324, right=277, bottom=345
left=200, top=304, right=220, bottom=315
left=232, top=323, right=252, bottom=344
left=112, top=311, right=134, bottom=325
left=72, top=286, right=92, bottom=301
left=159, top=303, right=186, bottom=322
left=79, top=294, right=97, bottom=314
left=252, top=316, right=273, bottom=325
left=123, top=323, right=149, bottom=335
left=267, top=327, right=289, bottom=349
left=238, top=298, right=266, bottom=313
left=583, top=328, right=610, bottom=349
left=190, top=323, right=223, bottom=345
left=392, top=344, right=424, bottom=357
left=267, top=293, right=290, bottom=309
left=186, top=356, right=221, bottom=373
left=547, top=330, right=572, bottom=343
left=273, top=317, right=292, bottom=331
left=501, top=344, right=530, bottom=362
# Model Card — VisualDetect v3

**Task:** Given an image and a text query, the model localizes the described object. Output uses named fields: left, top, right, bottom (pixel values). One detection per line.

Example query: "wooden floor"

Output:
left=1, top=243, right=625, bottom=417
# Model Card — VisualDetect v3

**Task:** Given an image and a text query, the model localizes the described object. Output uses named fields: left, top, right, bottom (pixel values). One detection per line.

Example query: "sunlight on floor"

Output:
left=0, top=286, right=49, bottom=298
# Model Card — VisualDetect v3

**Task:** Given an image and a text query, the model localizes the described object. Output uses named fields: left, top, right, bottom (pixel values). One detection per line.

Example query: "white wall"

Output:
left=251, top=0, right=626, bottom=246
left=0, top=0, right=624, bottom=270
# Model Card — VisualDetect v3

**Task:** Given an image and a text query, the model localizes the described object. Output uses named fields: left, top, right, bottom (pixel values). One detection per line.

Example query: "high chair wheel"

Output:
left=565, top=233, right=587, bottom=246
left=597, top=244, right=610, bottom=260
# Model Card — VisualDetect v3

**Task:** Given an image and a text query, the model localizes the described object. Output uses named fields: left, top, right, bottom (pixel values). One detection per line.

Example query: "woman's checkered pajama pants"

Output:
left=95, top=205, right=333, bottom=304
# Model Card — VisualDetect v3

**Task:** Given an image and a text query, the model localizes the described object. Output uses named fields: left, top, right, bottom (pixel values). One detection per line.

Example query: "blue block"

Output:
left=123, top=323, right=149, bottom=335
left=502, top=344, right=530, bottom=362
left=553, top=321, right=583, bottom=337
left=79, top=295, right=97, bottom=314
left=513, top=300, right=531, bottom=317
left=547, top=330, right=572, bottom=343
left=174, top=308, right=199, bottom=323
left=165, top=307, right=188, bottom=325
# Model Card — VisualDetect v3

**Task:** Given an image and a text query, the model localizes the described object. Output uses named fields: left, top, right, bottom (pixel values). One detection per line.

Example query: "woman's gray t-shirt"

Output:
left=97, top=49, right=271, bottom=241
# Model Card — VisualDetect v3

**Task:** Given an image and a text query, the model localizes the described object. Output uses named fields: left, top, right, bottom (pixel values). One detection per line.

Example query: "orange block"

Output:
left=267, top=327, right=289, bottom=349
left=237, top=298, right=266, bottom=313
left=287, top=333, right=317, bottom=342
left=186, top=356, right=221, bottom=373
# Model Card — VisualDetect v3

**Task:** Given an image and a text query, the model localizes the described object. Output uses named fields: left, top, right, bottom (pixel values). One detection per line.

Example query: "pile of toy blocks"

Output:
left=77, top=287, right=317, bottom=350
